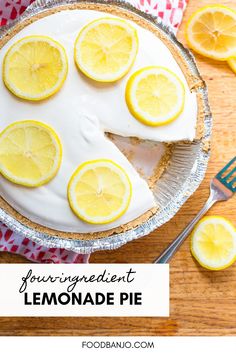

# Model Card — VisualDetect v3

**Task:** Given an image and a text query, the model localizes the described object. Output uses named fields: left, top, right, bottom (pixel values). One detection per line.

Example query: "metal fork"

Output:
left=154, top=156, right=236, bottom=264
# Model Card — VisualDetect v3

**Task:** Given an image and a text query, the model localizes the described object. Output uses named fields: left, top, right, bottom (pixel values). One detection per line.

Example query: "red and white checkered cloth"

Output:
left=0, top=0, right=187, bottom=263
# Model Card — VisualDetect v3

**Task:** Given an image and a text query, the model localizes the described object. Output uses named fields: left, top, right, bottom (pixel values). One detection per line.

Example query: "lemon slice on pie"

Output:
left=74, top=18, right=138, bottom=82
left=3, top=35, right=68, bottom=101
left=191, top=216, right=236, bottom=270
left=186, top=5, right=236, bottom=61
left=0, top=120, right=62, bottom=187
left=125, top=66, right=185, bottom=126
left=228, top=57, right=236, bottom=74
left=68, top=159, right=132, bottom=224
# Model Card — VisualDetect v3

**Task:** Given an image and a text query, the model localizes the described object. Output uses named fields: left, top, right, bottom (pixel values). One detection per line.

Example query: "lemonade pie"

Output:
left=0, top=3, right=204, bottom=239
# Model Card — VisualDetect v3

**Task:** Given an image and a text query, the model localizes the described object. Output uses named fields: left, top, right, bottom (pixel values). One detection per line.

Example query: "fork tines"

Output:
left=216, top=156, right=236, bottom=192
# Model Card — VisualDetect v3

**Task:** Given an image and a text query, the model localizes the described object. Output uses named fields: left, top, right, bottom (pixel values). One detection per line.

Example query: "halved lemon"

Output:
left=228, top=57, right=236, bottom=74
left=3, top=35, right=68, bottom=101
left=0, top=120, right=62, bottom=187
left=191, top=216, right=236, bottom=271
left=68, top=159, right=132, bottom=224
left=186, top=5, right=236, bottom=61
left=125, top=66, right=185, bottom=126
left=74, top=18, right=138, bottom=82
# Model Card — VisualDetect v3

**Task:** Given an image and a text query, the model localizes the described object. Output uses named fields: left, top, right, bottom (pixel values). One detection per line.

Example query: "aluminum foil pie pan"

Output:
left=0, top=0, right=212, bottom=254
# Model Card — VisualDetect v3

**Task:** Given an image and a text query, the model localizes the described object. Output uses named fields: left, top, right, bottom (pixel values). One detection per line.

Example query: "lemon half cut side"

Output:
left=74, top=18, right=138, bottom=82
left=186, top=5, right=236, bottom=61
left=0, top=120, right=62, bottom=187
left=3, top=35, right=68, bottom=101
left=191, top=216, right=236, bottom=270
left=68, top=159, right=132, bottom=224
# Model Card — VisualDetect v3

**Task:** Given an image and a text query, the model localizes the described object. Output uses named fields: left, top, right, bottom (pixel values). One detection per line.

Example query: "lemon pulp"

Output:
left=3, top=35, right=68, bottom=100
left=186, top=5, right=236, bottom=60
left=74, top=18, right=138, bottom=82
left=191, top=216, right=236, bottom=270
left=0, top=120, right=62, bottom=187
left=125, top=66, right=185, bottom=126
left=68, top=159, right=132, bottom=224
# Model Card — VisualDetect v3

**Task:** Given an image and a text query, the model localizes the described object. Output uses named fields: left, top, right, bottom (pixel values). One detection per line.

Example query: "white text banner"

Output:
left=0, top=264, right=169, bottom=316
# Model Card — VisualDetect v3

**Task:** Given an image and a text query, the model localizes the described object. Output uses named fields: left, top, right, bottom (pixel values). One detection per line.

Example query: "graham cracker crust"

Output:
left=0, top=2, right=206, bottom=241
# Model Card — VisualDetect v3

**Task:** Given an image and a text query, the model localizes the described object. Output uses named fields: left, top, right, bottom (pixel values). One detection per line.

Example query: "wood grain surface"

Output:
left=0, top=0, right=235, bottom=336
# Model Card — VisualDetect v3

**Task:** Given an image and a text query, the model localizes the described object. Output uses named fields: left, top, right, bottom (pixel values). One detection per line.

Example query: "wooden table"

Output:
left=0, top=0, right=236, bottom=336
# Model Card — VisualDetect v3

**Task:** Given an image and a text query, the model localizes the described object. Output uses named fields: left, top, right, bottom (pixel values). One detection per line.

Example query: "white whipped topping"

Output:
left=0, top=10, right=198, bottom=233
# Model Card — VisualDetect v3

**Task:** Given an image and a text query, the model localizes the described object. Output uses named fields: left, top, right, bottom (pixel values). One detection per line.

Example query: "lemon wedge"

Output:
left=125, top=66, right=185, bottom=126
left=191, top=216, right=236, bottom=270
left=228, top=57, right=236, bottom=74
left=0, top=120, right=62, bottom=187
left=186, top=5, right=236, bottom=61
left=3, top=35, right=68, bottom=101
left=74, top=18, right=138, bottom=82
left=68, top=159, right=132, bottom=224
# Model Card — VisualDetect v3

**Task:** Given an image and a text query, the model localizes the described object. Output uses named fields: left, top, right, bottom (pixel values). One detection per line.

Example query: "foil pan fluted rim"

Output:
left=0, top=0, right=212, bottom=254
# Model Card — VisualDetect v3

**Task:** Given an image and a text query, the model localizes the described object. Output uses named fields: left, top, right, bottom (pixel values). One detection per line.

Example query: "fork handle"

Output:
left=154, top=196, right=217, bottom=264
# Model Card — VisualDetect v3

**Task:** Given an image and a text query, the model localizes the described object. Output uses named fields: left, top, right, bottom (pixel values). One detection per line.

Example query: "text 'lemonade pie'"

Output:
left=0, top=3, right=204, bottom=240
